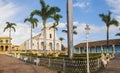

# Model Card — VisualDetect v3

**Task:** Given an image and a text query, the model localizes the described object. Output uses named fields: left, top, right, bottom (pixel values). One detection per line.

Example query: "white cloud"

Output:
left=1, top=22, right=31, bottom=45
left=73, top=21, right=120, bottom=45
left=57, top=22, right=66, bottom=28
left=0, top=0, right=19, bottom=22
left=73, top=2, right=89, bottom=8
left=106, top=0, right=120, bottom=14
left=106, top=0, right=120, bottom=28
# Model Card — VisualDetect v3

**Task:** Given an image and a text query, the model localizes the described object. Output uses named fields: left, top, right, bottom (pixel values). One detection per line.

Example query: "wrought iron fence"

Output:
left=19, top=55, right=102, bottom=73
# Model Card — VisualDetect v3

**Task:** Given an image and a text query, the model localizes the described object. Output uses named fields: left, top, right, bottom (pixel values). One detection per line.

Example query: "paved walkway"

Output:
left=0, top=55, right=57, bottom=73
left=98, top=54, right=120, bottom=73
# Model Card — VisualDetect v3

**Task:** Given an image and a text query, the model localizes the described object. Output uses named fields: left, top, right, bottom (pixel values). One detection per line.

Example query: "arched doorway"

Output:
left=1, top=46, right=4, bottom=51
left=56, top=43, right=59, bottom=50
left=41, top=42, right=44, bottom=50
left=49, top=43, right=52, bottom=50
left=5, top=46, right=8, bottom=51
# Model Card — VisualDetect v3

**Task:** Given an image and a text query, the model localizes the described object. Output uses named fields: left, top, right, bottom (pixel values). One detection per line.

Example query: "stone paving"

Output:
left=97, top=54, right=120, bottom=73
left=0, top=55, right=57, bottom=73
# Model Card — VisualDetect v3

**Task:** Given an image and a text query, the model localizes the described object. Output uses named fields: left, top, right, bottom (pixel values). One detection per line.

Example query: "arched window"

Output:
left=50, top=34, right=52, bottom=38
left=0, top=40, right=3, bottom=43
left=6, top=40, right=8, bottom=43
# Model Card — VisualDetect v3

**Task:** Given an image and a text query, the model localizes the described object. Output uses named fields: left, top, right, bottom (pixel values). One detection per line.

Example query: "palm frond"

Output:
left=59, top=37, right=64, bottom=41
left=24, top=16, right=38, bottom=29
left=110, top=19, right=119, bottom=26
left=31, top=10, right=41, bottom=17
left=116, top=33, right=120, bottom=36
left=73, top=31, right=77, bottom=35
left=62, top=30, right=67, bottom=33
left=24, top=18, right=29, bottom=23
left=40, top=0, right=45, bottom=8
left=73, top=25, right=77, bottom=29
left=3, top=27, right=8, bottom=32
left=11, top=27, right=16, bottom=32
left=4, top=22, right=16, bottom=32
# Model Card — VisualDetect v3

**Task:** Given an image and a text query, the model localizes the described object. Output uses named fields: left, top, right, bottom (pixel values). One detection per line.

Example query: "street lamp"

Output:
left=85, top=24, right=90, bottom=73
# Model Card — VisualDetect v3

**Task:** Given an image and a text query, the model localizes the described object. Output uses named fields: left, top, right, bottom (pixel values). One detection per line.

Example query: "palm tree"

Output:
left=4, top=22, right=16, bottom=53
left=62, top=25, right=77, bottom=35
left=31, top=0, right=60, bottom=56
left=59, top=37, right=65, bottom=51
left=24, top=16, right=38, bottom=52
left=67, top=0, right=73, bottom=59
left=99, top=11, right=119, bottom=52
left=50, top=13, right=62, bottom=56
left=59, top=37, right=64, bottom=46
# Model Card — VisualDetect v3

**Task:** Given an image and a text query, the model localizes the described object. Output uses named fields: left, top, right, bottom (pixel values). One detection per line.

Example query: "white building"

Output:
left=20, top=27, right=61, bottom=54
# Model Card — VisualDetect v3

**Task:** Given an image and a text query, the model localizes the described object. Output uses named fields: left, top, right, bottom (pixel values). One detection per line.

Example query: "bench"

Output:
left=34, top=58, right=40, bottom=65
left=24, top=57, right=28, bottom=62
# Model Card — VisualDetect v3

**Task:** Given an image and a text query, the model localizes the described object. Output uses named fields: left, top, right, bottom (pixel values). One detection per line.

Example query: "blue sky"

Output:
left=0, top=0, right=120, bottom=46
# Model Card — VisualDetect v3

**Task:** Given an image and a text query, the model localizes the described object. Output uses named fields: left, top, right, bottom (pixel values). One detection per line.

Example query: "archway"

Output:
left=5, top=46, right=8, bottom=51
left=56, top=43, right=59, bottom=50
left=41, top=42, right=44, bottom=50
left=1, top=46, right=4, bottom=51
left=49, top=43, right=52, bottom=50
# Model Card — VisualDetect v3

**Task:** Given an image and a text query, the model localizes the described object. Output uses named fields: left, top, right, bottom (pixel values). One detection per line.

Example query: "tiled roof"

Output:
left=74, top=39, right=120, bottom=48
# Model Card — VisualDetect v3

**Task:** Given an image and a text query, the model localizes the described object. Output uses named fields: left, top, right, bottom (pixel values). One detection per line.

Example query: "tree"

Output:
left=31, top=0, right=60, bottom=56
left=59, top=37, right=64, bottom=47
left=4, top=22, right=16, bottom=53
left=116, top=33, right=120, bottom=36
left=24, top=16, right=38, bottom=52
left=62, top=25, right=77, bottom=35
left=67, top=0, right=73, bottom=59
left=59, top=37, right=64, bottom=42
left=59, top=37, right=65, bottom=51
left=99, top=11, right=119, bottom=52
left=116, top=28, right=120, bottom=36
left=50, top=13, right=62, bottom=56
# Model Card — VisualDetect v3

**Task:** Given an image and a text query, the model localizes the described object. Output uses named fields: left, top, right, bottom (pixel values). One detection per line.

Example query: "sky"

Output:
left=0, top=0, right=120, bottom=46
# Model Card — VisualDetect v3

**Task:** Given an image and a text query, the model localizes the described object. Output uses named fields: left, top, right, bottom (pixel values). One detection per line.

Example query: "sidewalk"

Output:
left=97, top=54, right=120, bottom=73
left=0, top=55, right=57, bottom=73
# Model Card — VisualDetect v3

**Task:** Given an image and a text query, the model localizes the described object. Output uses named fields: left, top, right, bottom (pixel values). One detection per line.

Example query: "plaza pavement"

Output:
left=98, top=54, right=120, bottom=73
left=0, top=55, right=57, bottom=73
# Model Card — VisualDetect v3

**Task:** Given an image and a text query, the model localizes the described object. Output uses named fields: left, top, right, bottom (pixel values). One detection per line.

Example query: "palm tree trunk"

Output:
left=9, top=28, right=11, bottom=53
left=31, top=25, right=33, bottom=52
left=43, top=20, right=47, bottom=56
left=29, top=24, right=33, bottom=62
left=67, top=0, right=73, bottom=59
left=54, top=26, right=56, bottom=56
left=107, top=26, right=109, bottom=53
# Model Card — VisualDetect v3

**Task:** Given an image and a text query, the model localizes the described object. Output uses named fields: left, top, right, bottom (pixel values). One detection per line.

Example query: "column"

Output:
left=95, top=46, right=97, bottom=53
left=112, top=44, right=115, bottom=58
left=90, top=47, right=92, bottom=53
left=81, top=48, right=83, bottom=53
left=79, top=47, right=81, bottom=54
left=4, top=45, right=5, bottom=51
left=84, top=46, right=86, bottom=53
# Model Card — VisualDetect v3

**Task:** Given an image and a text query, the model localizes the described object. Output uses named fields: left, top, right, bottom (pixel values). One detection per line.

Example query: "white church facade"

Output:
left=20, top=27, right=61, bottom=54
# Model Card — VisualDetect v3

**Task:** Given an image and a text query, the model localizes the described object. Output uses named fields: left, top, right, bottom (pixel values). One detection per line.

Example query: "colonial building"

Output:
left=74, top=39, right=120, bottom=54
left=0, top=37, right=10, bottom=54
left=12, top=45, right=20, bottom=51
left=20, top=27, right=61, bottom=54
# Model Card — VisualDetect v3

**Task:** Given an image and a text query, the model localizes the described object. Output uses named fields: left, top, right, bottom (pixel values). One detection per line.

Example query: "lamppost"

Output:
left=85, top=24, right=90, bottom=73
